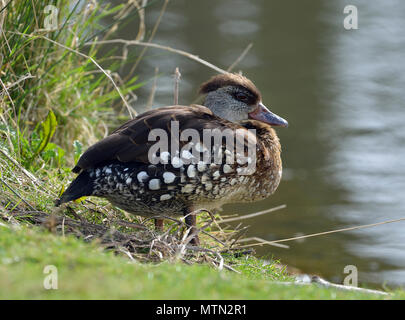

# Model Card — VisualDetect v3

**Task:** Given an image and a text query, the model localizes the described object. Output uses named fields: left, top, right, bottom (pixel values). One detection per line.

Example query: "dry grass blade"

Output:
left=146, top=67, right=159, bottom=109
left=0, top=74, right=35, bottom=92
left=237, top=237, right=289, bottom=249
left=238, top=217, right=405, bottom=248
left=133, top=0, right=147, bottom=41
left=227, top=43, right=253, bottom=72
left=0, top=0, right=8, bottom=24
left=200, top=229, right=226, bottom=246
left=311, top=276, right=390, bottom=296
left=84, top=39, right=228, bottom=74
left=173, top=67, right=181, bottom=105
left=113, top=219, right=148, bottom=230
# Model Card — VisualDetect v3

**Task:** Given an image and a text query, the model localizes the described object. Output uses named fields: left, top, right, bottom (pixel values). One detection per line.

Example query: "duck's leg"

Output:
left=154, top=218, right=164, bottom=232
left=184, top=210, right=200, bottom=246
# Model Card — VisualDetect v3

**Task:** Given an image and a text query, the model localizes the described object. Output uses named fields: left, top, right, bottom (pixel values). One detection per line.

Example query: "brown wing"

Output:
left=72, top=105, right=246, bottom=173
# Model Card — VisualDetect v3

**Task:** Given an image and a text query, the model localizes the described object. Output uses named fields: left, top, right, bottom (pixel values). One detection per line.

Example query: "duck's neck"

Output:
left=240, top=120, right=280, bottom=147
left=240, top=119, right=281, bottom=169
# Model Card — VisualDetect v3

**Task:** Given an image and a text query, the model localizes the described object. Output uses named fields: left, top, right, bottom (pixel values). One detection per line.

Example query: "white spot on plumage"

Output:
left=149, top=179, right=161, bottom=190
left=195, top=142, right=207, bottom=153
left=223, top=164, right=233, bottom=174
left=230, top=178, right=237, bottom=186
left=137, top=171, right=148, bottom=183
left=160, top=151, right=170, bottom=163
left=215, top=147, right=223, bottom=159
left=236, top=157, right=244, bottom=165
left=126, top=177, right=132, bottom=185
left=197, top=161, right=207, bottom=172
left=187, top=165, right=196, bottom=178
left=160, top=194, right=172, bottom=201
left=172, top=156, right=183, bottom=168
left=224, top=150, right=233, bottom=163
left=163, top=172, right=176, bottom=184
left=104, top=167, right=112, bottom=174
left=181, top=150, right=194, bottom=160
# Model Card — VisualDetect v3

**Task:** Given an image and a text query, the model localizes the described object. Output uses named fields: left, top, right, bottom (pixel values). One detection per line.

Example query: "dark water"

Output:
left=106, top=0, right=405, bottom=287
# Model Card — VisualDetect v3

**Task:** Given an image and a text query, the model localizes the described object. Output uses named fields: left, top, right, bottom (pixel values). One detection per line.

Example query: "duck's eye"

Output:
left=235, top=92, right=249, bottom=102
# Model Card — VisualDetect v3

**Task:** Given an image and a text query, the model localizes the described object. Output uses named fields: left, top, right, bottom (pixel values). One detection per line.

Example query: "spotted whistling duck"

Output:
left=56, top=73, right=288, bottom=245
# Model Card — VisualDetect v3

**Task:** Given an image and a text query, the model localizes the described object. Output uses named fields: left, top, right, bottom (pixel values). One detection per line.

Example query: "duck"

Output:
left=56, top=73, right=288, bottom=245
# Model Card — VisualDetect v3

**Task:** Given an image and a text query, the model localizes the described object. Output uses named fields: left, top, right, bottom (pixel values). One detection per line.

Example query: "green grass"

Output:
left=1, top=224, right=401, bottom=300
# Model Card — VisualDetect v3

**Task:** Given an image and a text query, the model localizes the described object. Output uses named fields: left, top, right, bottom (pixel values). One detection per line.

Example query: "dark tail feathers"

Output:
left=55, top=170, right=94, bottom=206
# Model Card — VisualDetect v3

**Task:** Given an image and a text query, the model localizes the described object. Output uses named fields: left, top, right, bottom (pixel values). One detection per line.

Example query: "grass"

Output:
left=1, top=224, right=401, bottom=300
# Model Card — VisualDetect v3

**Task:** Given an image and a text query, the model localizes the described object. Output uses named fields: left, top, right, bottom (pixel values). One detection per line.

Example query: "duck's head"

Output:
left=199, top=73, right=288, bottom=127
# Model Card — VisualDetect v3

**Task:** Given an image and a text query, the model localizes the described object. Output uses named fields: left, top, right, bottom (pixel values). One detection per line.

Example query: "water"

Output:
left=107, top=0, right=405, bottom=287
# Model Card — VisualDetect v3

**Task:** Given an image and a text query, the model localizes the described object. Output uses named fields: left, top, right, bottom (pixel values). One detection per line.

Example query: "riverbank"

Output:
left=0, top=223, right=400, bottom=299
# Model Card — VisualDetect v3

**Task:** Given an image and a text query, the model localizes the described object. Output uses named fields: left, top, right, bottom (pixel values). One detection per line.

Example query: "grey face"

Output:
left=203, top=86, right=258, bottom=122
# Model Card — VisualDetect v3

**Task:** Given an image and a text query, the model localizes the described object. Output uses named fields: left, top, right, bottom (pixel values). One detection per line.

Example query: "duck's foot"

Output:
left=184, top=211, right=200, bottom=246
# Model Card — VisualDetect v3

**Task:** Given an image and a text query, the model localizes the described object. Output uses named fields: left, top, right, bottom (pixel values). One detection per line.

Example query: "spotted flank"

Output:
left=58, top=130, right=281, bottom=217
left=61, top=135, right=274, bottom=217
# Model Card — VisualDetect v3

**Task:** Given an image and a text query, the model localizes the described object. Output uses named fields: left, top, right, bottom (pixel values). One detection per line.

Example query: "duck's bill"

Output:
left=248, top=102, right=288, bottom=127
